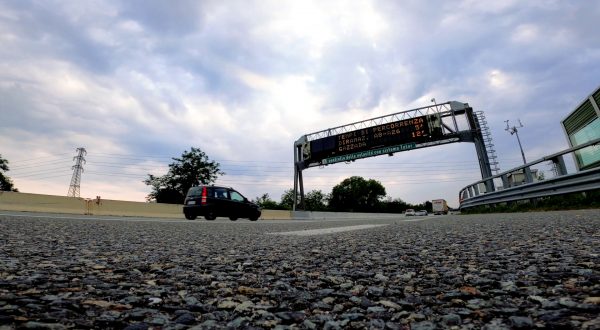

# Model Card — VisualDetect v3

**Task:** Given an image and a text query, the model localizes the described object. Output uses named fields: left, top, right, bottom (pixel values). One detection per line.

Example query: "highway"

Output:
left=0, top=210, right=598, bottom=329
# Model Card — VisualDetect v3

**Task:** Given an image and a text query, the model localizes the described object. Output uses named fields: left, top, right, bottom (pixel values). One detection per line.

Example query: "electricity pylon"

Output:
left=67, top=147, right=87, bottom=197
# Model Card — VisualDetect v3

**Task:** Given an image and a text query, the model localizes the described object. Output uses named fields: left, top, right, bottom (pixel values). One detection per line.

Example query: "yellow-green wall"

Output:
left=0, top=191, right=290, bottom=220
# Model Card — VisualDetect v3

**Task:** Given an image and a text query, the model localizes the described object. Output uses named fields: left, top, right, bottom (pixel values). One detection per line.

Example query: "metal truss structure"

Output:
left=67, top=147, right=87, bottom=198
left=293, top=101, right=496, bottom=210
left=302, top=101, right=465, bottom=142
left=475, top=111, right=501, bottom=174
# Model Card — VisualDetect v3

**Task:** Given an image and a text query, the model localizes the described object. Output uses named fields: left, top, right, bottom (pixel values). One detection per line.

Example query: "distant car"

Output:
left=183, top=185, right=261, bottom=221
left=415, top=210, right=428, bottom=216
left=405, top=209, right=416, bottom=216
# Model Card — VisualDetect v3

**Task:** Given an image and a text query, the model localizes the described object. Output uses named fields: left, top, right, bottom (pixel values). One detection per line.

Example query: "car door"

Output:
left=212, top=187, right=230, bottom=216
left=228, top=189, right=248, bottom=218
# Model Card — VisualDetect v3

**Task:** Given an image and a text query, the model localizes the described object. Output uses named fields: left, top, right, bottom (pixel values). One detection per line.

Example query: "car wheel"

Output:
left=229, top=217, right=238, bottom=221
left=249, top=212, right=260, bottom=221
left=185, top=213, right=196, bottom=220
left=204, top=210, right=216, bottom=221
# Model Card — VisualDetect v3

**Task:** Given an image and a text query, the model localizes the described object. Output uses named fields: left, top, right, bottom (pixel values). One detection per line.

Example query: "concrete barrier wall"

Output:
left=0, top=191, right=403, bottom=220
left=292, top=210, right=401, bottom=220
left=0, top=191, right=291, bottom=220
left=262, top=210, right=293, bottom=220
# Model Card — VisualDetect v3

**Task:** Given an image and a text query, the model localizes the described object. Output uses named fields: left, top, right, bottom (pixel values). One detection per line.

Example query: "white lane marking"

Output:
left=402, top=217, right=434, bottom=222
left=269, top=224, right=389, bottom=236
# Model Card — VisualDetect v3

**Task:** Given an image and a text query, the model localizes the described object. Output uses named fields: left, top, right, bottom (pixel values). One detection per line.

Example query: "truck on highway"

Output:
left=432, top=199, right=448, bottom=215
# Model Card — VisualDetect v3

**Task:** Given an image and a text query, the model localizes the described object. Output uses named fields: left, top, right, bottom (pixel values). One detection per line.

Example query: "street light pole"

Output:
left=505, top=119, right=527, bottom=164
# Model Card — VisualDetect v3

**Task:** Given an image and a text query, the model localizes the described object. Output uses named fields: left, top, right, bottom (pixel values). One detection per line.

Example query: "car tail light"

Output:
left=201, top=186, right=207, bottom=205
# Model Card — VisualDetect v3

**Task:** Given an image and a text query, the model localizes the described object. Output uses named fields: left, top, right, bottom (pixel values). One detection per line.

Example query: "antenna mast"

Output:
left=67, top=147, right=87, bottom=197
left=505, top=119, right=527, bottom=165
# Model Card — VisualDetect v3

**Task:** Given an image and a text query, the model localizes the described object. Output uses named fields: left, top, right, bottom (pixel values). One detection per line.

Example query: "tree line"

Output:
left=144, top=148, right=432, bottom=213
left=253, top=176, right=432, bottom=213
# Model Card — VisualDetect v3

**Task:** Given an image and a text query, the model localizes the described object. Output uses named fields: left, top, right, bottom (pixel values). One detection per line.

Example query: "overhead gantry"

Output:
left=293, top=101, right=496, bottom=210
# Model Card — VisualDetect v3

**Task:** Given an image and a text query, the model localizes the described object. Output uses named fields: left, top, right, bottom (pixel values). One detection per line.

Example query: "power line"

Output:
left=11, top=169, right=71, bottom=178
left=10, top=163, right=75, bottom=173
left=10, top=163, right=485, bottom=180
left=11, top=150, right=525, bottom=165
left=14, top=162, right=485, bottom=179
left=11, top=172, right=72, bottom=179
left=9, top=159, right=73, bottom=169
left=8, top=163, right=491, bottom=177
left=10, top=153, right=72, bottom=163
left=88, top=151, right=526, bottom=164
left=82, top=162, right=482, bottom=172
left=9, top=150, right=494, bottom=188
left=86, top=171, right=147, bottom=178
left=82, top=168, right=480, bottom=179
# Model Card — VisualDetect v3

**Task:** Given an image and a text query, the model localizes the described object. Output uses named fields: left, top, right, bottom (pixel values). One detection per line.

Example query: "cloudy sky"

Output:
left=1, top=0, right=598, bottom=207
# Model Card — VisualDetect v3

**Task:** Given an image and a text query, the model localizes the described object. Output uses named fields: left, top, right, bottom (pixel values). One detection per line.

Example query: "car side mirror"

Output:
left=243, top=197, right=248, bottom=202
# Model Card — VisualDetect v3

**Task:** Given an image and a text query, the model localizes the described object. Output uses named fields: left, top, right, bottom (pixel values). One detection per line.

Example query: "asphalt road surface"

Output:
left=0, top=210, right=599, bottom=329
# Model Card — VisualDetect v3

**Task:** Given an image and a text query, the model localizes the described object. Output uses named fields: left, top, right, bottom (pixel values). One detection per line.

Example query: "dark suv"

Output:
left=183, top=185, right=261, bottom=221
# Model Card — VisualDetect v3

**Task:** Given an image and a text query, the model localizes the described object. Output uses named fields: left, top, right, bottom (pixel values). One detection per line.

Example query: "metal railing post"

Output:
left=524, top=167, right=534, bottom=183
left=551, top=156, right=568, bottom=176
left=501, top=174, right=509, bottom=189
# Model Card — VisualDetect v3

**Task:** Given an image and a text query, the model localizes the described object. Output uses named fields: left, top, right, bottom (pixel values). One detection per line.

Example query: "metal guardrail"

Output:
left=459, top=137, right=600, bottom=209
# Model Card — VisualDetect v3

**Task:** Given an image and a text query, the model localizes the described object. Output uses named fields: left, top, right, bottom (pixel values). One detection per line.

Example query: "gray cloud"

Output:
left=0, top=0, right=598, bottom=205
left=120, top=0, right=208, bottom=36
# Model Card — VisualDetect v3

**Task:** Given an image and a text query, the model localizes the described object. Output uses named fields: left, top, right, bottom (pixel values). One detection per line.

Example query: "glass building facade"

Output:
left=561, top=86, right=600, bottom=170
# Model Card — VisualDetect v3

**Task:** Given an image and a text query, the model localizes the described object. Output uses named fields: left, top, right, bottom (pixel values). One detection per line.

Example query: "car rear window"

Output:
left=214, top=187, right=229, bottom=199
left=186, top=187, right=203, bottom=197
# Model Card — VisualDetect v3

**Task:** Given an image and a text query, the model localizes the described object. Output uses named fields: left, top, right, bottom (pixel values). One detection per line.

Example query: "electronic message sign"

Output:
left=305, top=114, right=442, bottom=163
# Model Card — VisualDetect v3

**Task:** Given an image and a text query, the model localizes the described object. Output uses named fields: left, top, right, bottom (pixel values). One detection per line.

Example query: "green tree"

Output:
left=380, top=197, right=409, bottom=213
left=253, top=193, right=281, bottom=209
left=279, top=188, right=297, bottom=210
left=278, top=189, right=327, bottom=210
left=144, top=147, right=223, bottom=204
left=329, top=176, right=386, bottom=212
left=305, top=190, right=328, bottom=211
left=0, top=154, right=17, bottom=192
left=424, top=201, right=432, bottom=213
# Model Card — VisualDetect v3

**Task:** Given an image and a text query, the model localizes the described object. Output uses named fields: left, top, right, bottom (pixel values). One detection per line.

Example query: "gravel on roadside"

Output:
left=0, top=210, right=599, bottom=329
